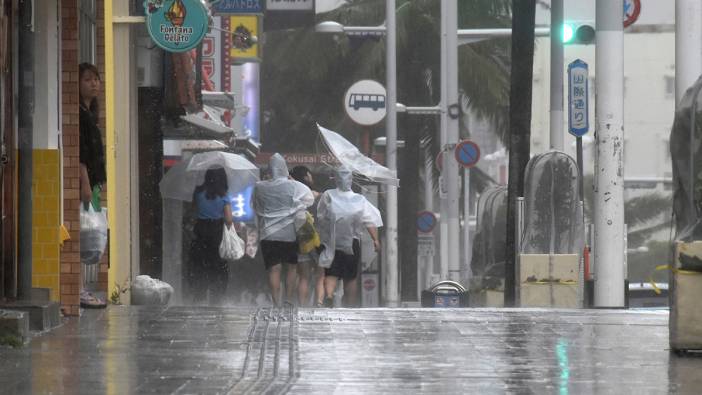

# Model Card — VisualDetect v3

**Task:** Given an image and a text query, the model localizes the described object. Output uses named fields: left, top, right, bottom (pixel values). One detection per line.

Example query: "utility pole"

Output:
left=442, top=0, right=461, bottom=281
left=675, top=0, right=702, bottom=106
left=594, top=0, right=625, bottom=307
left=550, top=0, right=564, bottom=150
left=384, top=0, right=399, bottom=307
left=438, top=1, right=449, bottom=281
left=505, top=0, right=536, bottom=307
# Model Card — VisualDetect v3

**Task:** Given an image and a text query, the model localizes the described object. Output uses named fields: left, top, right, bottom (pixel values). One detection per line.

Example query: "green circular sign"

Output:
left=144, top=0, right=209, bottom=53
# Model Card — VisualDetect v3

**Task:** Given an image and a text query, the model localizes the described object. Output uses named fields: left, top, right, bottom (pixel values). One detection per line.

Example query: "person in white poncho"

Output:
left=253, top=154, right=314, bottom=306
left=317, top=166, right=382, bottom=307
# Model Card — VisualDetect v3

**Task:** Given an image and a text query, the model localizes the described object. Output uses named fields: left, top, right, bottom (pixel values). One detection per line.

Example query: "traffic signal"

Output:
left=562, top=21, right=595, bottom=45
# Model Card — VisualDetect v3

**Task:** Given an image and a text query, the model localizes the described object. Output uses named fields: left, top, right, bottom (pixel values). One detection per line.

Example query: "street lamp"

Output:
left=396, top=103, right=441, bottom=115
left=315, top=7, right=399, bottom=306
left=456, top=27, right=550, bottom=45
left=373, top=137, right=406, bottom=148
left=315, top=21, right=386, bottom=36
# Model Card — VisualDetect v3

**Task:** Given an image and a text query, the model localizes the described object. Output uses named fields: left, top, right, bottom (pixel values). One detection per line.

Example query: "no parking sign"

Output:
left=454, top=140, right=480, bottom=169
left=417, top=211, right=437, bottom=234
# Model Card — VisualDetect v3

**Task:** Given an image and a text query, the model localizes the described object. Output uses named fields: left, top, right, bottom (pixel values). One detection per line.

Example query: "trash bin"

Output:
left=421, top=280, right=469, bottom=307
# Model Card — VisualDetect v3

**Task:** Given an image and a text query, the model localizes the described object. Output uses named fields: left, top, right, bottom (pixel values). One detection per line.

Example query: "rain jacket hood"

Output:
left=253, top=154, right=314, bottom=241
left=269, top=153, right=289, bottom=180
left=335, top=166, right=353, bottom=191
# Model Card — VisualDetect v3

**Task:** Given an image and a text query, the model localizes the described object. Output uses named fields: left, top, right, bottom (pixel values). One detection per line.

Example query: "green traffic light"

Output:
left=563, top=24, right=574, bottom=43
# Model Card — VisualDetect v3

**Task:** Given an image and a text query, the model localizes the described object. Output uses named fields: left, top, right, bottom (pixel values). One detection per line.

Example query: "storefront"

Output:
left=105, top=1, right=262, bottom=304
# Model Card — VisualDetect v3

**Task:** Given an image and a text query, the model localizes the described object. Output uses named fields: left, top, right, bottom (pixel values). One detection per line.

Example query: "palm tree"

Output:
left=261, top=0, right=511, bottom=151
left=260, top=0, right=512, bottom=300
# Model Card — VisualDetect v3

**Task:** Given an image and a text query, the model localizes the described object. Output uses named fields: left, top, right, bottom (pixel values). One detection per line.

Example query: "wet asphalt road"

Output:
left=1, top=306, right=700, bottom=394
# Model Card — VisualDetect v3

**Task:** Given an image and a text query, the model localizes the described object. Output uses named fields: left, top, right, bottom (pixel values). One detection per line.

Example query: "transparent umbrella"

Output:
left=317, top=124, right=399, bottom=186
left=159, top=151, right=259, bottom=202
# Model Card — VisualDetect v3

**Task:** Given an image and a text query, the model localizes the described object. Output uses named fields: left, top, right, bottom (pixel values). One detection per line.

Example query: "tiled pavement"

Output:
left=2, top=306, right=700, bottom=394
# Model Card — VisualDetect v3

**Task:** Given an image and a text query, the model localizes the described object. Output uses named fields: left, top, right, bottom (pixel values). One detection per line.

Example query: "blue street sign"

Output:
left=213, top=0, right=264, bottom=14
left=454, top=140, right=480, bottom=168
left=568, top=59, right=590, bottom=137
left=144, top=0, right=209, bottom=53
left=417, top=211, right=437, bottom=234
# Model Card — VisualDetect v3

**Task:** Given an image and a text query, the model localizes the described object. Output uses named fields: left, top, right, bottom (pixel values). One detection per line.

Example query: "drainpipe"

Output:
left=17, top=0, right=34, bottom=300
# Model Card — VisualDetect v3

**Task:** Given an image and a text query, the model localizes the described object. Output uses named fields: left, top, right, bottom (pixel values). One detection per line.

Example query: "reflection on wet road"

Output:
left=1, top=306, right=699, bottom=394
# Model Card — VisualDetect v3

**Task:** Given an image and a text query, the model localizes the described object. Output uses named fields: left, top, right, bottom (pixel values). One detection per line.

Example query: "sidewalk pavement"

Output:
left=1, top=305, right=700, bottom=394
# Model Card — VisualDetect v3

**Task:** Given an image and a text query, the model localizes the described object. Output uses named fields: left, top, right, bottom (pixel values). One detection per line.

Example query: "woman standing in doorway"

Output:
left=189, top=167, right=234, bottom=305
left=79, top=62, right=107, bottom=309
left=79, top=63, right=106, bottom=210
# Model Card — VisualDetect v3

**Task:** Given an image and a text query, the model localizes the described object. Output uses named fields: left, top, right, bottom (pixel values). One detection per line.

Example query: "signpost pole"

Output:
left=453, top=140, right=480, bottom=288
left=439, top=0, right=449, bottom=282
left=576, top=137, right=584, bottom=202
left=444, top=0, right=461, bottom=282
left=424, top=150, right=435, bottom=291
left=384, top=0, right=399, bottom=307
left=417, top=211, right=437, bottom=293
left=463, top=167, right=472, bottom=289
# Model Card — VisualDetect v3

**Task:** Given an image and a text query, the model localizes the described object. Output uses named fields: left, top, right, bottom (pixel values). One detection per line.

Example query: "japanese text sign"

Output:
left=568, top=59, right=589, bottom=137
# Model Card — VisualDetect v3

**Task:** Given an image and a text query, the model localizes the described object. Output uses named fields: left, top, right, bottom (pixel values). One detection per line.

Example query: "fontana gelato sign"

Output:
left=145, top=0, right=209, bottom=52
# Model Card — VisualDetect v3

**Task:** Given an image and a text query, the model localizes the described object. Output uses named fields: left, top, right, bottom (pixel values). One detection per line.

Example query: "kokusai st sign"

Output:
left=145, top=0, right=209, bottom=53
left=568, top=59, right=589, bottom=137
left=344, top=80, right=387, bottom=126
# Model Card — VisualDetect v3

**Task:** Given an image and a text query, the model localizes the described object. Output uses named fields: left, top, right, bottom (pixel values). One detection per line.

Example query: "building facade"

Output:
left=0, top=0, right=107, bottom=315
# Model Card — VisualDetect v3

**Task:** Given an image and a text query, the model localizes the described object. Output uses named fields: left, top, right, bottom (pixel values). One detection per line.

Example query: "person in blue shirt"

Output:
left=189, top=167, right=234, bottom=305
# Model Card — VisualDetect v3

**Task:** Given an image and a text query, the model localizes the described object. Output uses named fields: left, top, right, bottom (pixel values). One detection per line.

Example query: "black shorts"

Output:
left=325, top=239, right=360, bottom=280
left=260, top=240, right=299, bottom=270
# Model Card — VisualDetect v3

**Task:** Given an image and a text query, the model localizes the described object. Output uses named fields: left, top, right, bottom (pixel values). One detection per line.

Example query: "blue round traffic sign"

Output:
left=417, top=211, right=437, bottom=233
left=454, top=140, right=480, bottom=168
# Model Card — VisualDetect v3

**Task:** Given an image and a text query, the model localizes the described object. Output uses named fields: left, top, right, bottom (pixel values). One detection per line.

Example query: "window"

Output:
left=79, top=0, right=96, bottom=64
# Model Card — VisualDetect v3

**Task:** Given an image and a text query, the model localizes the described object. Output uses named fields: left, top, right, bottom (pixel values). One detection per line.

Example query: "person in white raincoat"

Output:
left=317, top=166, right=382, bottom=307
left=253, top=154, right=314, bottom=306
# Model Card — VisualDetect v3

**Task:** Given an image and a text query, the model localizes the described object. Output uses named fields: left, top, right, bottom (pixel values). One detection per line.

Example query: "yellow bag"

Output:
left=297, top=212, right=321, bottom=254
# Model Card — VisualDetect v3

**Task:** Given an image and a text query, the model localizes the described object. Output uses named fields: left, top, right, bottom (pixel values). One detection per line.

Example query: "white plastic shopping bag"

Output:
left=80, top=204, right=108, bottom=265
left=219, top=224, right=245, bottom=261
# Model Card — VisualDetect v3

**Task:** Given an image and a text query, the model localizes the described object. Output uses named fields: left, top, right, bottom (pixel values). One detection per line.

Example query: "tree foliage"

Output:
left=260, top=0, right=512, bottom=153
